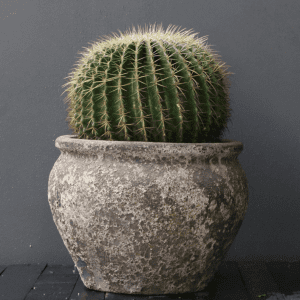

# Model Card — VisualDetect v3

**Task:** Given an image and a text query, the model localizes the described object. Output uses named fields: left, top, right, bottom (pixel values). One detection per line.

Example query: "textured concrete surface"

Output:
left=48, top=135, right=249, bottom=294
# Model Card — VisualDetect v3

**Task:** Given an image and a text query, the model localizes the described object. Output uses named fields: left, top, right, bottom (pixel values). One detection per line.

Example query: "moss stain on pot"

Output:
left=48, top=135, right=248, bottom=294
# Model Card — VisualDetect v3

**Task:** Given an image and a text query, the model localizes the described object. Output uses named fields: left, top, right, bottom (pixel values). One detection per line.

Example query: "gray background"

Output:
left=1, top=0, right=299, bottom=266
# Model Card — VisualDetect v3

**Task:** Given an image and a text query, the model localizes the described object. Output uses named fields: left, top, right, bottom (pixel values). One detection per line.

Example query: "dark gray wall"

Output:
left=1, top=0, right=299, bottom=266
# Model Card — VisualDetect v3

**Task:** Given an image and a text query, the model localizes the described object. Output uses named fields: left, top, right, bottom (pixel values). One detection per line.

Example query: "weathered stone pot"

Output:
left=48, top=134, right=249, bottom=295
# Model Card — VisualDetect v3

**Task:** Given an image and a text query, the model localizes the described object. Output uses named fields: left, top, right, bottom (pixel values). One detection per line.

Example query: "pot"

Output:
left=48, top=135, right=248, bottom=294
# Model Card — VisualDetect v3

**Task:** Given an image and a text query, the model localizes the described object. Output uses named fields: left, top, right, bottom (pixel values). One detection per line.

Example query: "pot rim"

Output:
left=54, top=135, right=244, bottom=157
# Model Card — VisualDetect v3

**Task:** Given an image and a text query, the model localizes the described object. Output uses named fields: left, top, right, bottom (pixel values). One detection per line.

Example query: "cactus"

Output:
left=61, top=23, right=233, bottom=143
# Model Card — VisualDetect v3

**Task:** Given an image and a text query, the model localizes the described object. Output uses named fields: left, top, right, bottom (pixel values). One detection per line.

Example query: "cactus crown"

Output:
left=61, top=23, right=233, bottom=143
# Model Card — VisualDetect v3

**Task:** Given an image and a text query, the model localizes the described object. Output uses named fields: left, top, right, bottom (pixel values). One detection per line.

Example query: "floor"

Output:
left=0, top=260, right=300, bottom=300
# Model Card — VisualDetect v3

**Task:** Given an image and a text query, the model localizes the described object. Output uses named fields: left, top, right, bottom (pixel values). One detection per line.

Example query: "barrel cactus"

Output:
left=61, top=23, right=233, bottom=143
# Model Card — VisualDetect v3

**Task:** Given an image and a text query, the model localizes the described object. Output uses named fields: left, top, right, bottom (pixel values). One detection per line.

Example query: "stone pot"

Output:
left=48, top=134, right=249, bottom=295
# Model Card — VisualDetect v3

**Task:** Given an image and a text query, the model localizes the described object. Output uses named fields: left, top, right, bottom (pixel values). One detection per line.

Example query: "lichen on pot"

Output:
left=48, top=135, right=249, bottom=294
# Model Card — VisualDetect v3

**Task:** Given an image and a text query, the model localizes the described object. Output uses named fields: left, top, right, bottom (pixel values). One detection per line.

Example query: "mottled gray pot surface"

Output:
left=48, top=135, right=249, bottom=294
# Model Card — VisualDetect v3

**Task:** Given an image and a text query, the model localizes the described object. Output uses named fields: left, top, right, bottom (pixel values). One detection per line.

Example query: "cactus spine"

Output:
left=61, top=23, right=233, bottom=143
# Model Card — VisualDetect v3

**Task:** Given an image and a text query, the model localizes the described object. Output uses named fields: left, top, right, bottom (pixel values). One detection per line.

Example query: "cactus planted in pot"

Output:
left=49, top=23, right=248, bottom=295
left=61, top=22, right=233, bottom=143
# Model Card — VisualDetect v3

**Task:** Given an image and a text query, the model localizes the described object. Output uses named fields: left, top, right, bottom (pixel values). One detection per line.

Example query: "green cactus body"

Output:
left=62, top=23, right=233, bottom=143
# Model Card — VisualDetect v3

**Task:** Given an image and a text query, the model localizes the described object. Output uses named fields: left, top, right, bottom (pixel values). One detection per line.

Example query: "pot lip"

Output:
left=57, top=134, right=243, bottom=145
left=54, top=135, right=244, bottom=154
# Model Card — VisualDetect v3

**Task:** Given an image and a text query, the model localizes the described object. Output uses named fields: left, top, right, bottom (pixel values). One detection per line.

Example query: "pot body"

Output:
left=48, top=135, right=249, bottom=294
